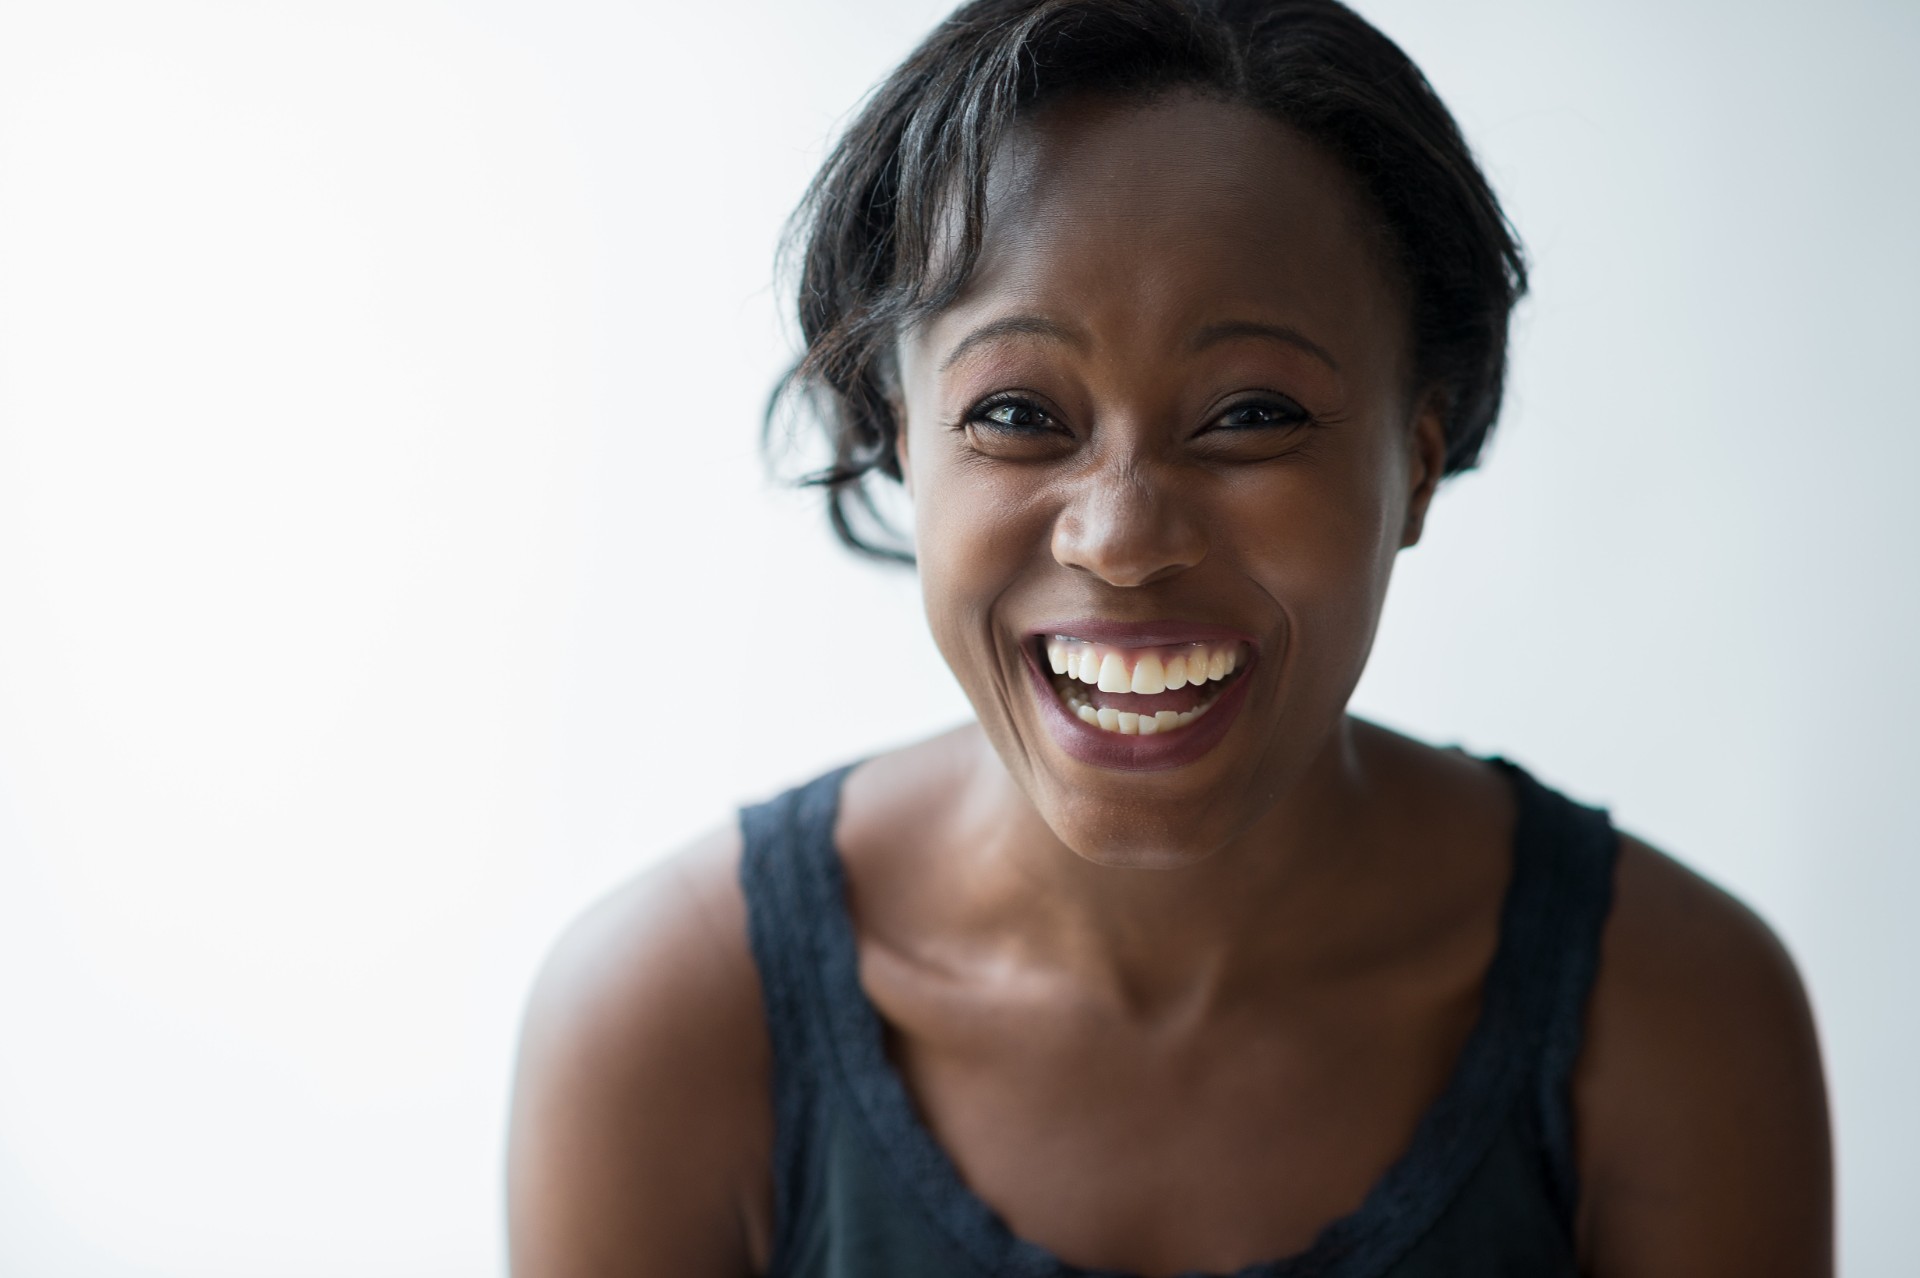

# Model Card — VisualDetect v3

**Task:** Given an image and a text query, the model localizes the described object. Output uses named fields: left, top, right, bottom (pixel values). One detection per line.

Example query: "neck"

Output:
left=956, top=715, right=1392, bottom=1022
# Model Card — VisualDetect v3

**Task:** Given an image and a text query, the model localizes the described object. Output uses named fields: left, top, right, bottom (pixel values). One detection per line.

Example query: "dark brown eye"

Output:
left=1213, top=398, right=1310, bottom=431
left=974, top=399, right=1053, bottom=432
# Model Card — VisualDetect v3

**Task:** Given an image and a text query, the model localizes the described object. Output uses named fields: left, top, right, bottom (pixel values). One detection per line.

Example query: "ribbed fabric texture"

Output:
left=738, top=757, right=1617, bottom=1278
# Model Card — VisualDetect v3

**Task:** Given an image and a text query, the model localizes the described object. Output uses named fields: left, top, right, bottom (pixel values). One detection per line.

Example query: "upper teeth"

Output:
left=1044, top=637, right=1243, bottom=691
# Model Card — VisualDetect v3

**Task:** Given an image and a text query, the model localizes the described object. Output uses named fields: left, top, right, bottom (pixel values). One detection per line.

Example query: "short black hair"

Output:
left=768, top=0, right=1527, bottom=563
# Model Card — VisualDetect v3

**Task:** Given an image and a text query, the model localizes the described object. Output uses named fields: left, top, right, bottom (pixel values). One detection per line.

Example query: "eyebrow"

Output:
left=938, top=315, right=1085, bottom=372
left=1190, top=320, right=1341, bottom=373
left=936, top=314, right=1341, bottom=374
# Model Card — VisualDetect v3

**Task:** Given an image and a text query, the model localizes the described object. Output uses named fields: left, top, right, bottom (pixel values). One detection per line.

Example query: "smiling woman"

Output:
left=506, top=2, right=1831, bottom=1276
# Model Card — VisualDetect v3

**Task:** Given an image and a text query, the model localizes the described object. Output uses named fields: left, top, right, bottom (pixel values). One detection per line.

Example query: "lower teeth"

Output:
left=1058, top=685, right=1218, bottom=736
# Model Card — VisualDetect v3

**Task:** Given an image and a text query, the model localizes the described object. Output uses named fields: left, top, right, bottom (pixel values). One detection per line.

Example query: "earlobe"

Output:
left=1399, top=393, right=1447, bottom=549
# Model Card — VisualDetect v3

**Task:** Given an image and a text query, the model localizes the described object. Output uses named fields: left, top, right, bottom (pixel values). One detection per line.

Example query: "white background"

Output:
left=0, top=0, right=1912, bottom=1273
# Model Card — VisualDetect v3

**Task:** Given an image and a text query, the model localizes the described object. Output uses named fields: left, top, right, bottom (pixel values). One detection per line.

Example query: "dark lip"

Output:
left=1018, top=633, right=1258, bottom=773
left=1024, top=618, right=1258, bottom=651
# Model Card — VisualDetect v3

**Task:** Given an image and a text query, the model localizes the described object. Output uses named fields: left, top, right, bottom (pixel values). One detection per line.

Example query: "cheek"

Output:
left=912, top=419, right=1056, bottom=566
left=1236, top=471, right=1395, bottom=590
left=1225, top=437, right=1408, bottom=668
left=909, top=443, right=1050, bottom=667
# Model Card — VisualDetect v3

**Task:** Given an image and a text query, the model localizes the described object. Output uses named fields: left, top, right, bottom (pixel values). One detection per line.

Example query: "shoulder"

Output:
left=1574, top=831, right=1832, bottom=1276
left=507, top=821, right=772, bottom=1277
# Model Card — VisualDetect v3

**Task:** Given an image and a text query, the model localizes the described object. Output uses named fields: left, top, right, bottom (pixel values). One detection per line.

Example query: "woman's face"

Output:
left=896, top=91, right=1446, bottom=868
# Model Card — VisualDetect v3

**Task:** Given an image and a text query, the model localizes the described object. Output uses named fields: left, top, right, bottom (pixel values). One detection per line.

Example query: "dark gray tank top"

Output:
left=738, top=757, right=1618, bottom=1277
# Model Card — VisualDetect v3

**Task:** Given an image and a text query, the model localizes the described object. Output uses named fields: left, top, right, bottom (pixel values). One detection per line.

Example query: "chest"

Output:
left=863, top=958, right=1484, bottom=1276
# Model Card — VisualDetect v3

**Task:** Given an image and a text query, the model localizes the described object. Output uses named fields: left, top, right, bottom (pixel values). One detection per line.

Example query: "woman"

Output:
left=508, top=1, right=1832, bottom=1274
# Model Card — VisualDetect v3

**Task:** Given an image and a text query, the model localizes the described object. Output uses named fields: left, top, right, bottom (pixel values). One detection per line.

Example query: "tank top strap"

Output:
left=1482, top=757, right=1621, bottom=1228
left=737, top=763, right=862, bottom=1268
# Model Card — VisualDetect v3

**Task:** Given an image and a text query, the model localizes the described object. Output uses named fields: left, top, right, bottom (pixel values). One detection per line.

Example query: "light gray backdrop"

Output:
left=0, top=0, right=1911, bottom=1272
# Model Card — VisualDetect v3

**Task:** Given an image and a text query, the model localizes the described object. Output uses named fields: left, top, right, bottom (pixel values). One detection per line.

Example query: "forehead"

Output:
left=909, top=91, right=1408, bottom=383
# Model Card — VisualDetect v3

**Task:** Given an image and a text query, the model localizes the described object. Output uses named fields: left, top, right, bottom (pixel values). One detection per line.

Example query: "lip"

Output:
left=1020, top=620, right=1258, bottom=773
left=1026, top=618, right=1256, bottom=650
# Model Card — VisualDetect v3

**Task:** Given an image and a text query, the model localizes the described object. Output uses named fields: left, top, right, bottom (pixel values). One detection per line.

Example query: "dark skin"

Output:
left=507, top=93, right=1832, bottom=1276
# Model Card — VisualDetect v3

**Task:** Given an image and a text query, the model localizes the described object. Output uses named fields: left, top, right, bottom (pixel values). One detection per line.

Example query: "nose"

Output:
left=1050, top=458, right=1207, bottom=587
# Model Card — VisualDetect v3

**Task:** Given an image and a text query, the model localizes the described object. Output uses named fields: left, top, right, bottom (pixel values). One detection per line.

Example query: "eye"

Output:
left=955, top=392, right=1074, bottom=460
left=970, top=396, right=1055, bottom=433
left=1210, top=396, right=1312, bottom=431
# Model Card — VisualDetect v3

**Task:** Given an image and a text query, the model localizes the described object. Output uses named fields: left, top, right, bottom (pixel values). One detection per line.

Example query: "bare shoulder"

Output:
left=1575, top=832, right=1832, bottom=1277
left=507, top=822, right=771, bottom=1278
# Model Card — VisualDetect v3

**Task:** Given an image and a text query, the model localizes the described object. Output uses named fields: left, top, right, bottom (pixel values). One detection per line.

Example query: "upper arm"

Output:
left=507, top=823, right=773, bottom=1278
left=1575, top=834, right=1832, bottom=1277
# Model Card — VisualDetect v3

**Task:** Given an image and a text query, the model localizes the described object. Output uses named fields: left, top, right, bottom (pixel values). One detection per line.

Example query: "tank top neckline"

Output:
left=779, top=755, right=1580, bottom=1278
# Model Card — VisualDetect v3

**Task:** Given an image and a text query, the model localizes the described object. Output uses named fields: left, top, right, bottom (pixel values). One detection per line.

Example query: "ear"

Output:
left=1399, top=390, right=1448, bottom=549
left=891, top=400, right=913, bottom=496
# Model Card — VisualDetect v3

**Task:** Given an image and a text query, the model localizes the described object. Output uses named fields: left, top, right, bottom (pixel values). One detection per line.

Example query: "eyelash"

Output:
left=967, top=394, right=1058, bottom=434
left=962, top=392, right=1316, bottom=436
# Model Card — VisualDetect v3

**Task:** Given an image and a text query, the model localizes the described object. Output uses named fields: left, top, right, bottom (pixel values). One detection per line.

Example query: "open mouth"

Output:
left=1036, top=635, right=1250, bottom=736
